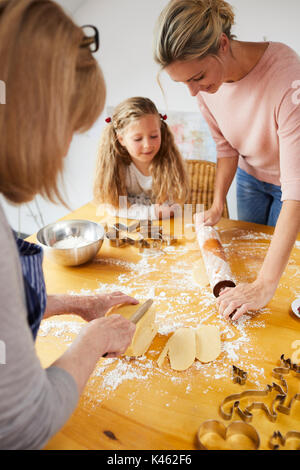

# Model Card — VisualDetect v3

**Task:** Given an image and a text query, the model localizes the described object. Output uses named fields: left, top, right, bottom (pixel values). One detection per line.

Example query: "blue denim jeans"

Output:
left=236, top=167, right=282, bottom=227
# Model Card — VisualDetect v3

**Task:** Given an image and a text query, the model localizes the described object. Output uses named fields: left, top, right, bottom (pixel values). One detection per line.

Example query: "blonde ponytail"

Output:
left=154, top=0, right=236, bottom=68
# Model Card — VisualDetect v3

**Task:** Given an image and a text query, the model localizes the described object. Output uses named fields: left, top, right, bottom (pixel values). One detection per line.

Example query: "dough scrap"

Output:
left=195, top=325, right=221, bottom=363
left=166, top=328, right=196, bottom=371
left=125, top=305, right=158, bottom=357
left=192, top=258, right=210, bottom=287
left=157, top=325, right=221, bottom=371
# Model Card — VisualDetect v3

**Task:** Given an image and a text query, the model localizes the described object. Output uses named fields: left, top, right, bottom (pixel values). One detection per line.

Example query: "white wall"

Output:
left=3, top=0, right=300, bottom=234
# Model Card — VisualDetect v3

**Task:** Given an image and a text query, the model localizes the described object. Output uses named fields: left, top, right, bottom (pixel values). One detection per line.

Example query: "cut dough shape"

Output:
left=195, top=325, right=221, bottom=363
left=157, top=328, right=196, bottom=371
left=125, top=305, right=158, bottom=357
left=192, top=258, right=210, bottom=287
left=157, top=325, right=221, bottom=370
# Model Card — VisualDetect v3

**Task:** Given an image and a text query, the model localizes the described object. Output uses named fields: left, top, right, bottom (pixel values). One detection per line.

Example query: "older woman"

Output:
left=154, top=0, right=300, bottom=321
left=0, top=0, right=137, bottom=449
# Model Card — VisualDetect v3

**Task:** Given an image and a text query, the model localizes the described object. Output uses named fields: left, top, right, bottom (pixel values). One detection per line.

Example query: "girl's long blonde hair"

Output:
left=0, top=0, right=106, bottom=204
left=154, top=0, right=235, bottom=68
left=93, top=97, right=189, bottom=207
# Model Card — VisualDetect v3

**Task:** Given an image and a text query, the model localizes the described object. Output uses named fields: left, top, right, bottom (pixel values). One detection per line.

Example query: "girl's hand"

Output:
left=155, top=203, right=181, bottom=219
left=76, top=292, right=139, bottom=322
left=216, top=279, right=277, bottom=321
left=194, top=205, right=223, bottom=227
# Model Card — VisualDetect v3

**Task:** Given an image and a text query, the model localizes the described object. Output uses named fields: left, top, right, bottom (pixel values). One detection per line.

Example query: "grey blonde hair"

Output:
left=154, top=0, right=235, bottom=68
left=0, top=0, right=106, bottom=204
left=93, top=97, right=189, bottom=207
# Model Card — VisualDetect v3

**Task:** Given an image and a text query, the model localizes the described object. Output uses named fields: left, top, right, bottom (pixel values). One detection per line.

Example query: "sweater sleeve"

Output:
left=277, top=83, right=300, bottom=201
left=197, top=94, right=239, bottom=159
left=0, top=206, right=78, bottom=450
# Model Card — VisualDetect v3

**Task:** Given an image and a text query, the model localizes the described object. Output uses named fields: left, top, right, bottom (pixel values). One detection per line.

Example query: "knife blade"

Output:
left=102, top=299, right=153, bottom=357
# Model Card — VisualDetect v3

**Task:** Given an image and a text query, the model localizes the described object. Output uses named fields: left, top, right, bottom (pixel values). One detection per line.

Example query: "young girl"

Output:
left=93, top=97, right=189, bottom=220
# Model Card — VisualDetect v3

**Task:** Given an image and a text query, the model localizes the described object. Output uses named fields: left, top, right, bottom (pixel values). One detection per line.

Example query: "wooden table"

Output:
left=32, top=203, right=300, bottom=450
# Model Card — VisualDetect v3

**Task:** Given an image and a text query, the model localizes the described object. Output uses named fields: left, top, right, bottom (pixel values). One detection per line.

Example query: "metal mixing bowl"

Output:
left=37, top=219, right=105, bottom=266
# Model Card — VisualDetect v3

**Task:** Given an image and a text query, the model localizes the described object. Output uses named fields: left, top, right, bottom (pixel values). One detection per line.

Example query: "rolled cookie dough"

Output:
left=157, top=325, right=221, bottom=371
left=157, top=328, right=196, bottom=371
left=195, top=325, right=221, bottom=363
left=125, top=305, right=158, bottom=357
left=106, top=303, right=158, bottom=357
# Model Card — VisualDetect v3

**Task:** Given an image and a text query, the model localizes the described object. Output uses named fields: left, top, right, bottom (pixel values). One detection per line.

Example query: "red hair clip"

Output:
left=105, top=117, right=112, bottom=123
left=160, top=114, right=167, bottom=121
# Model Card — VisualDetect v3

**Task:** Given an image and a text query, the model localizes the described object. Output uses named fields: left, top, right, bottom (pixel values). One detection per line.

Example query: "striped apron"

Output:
left=13, top=233, right=47, bottom=340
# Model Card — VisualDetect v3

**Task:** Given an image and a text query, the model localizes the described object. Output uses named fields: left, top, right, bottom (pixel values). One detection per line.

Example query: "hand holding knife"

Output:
left=102, top=299, right=153, bottom=357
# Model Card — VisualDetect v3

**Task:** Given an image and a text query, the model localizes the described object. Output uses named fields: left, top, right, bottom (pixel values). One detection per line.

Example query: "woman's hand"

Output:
left=53, top=314, right=136, bottom=393
left=89, top=314, right=136, bottom=358
left=194, top=204, right=223, bottom=227
left=216, top=279, right=277, bottom=321
left=45, top=292, right=139, bottom=322
left=76, top=292, right=139, bottom=322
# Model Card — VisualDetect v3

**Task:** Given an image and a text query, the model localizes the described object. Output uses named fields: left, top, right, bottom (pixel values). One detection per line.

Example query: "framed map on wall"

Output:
left=166, top=110, right=217, bottom=162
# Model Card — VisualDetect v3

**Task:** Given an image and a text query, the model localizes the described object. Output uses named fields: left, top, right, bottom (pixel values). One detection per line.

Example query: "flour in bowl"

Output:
left=53, top=236, right=90, bottom=249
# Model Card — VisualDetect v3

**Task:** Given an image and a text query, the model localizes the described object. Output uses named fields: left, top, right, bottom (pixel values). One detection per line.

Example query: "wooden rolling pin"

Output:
left=195, top=224, right=236, bottom=297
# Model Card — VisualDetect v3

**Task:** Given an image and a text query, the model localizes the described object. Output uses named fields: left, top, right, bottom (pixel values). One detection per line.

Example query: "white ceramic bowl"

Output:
left=291, top=298, right=300, bottom=319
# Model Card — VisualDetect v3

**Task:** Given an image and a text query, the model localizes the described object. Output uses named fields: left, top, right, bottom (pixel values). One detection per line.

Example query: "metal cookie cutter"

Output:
left=219, top=381, right=286, bottom=423
left=269, top=431, right=300, bottom=450
left=272, top=354, right=300, bottom=380
left=232, top=365, right=248, bottom=385
left=106, top=221, right=143, bottom=248
left=220, top=355, right=300, bottom=423
left=271, top=354, right=300, bottom=416
left=197, top=420, right=260, bottom=451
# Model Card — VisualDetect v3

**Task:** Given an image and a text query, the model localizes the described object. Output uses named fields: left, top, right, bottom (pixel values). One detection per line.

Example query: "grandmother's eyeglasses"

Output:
left=80, top=25, right=99, bottom=53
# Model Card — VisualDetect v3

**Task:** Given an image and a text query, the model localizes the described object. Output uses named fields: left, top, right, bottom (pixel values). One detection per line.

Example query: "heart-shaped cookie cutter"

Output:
left=197, top=420, right=260, bottom=450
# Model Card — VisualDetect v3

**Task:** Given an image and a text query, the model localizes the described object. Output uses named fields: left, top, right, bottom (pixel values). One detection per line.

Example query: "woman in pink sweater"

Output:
left=154, top=0, right=300, bottom=320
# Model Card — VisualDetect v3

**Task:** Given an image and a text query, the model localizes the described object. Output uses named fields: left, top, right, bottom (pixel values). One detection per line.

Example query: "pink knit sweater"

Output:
left=197, top=42, right=300, bottom=201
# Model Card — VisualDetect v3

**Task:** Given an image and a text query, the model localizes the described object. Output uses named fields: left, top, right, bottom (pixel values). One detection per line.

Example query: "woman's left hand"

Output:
left=216, top=279, right=277, bottom=321
left=77, top=292, right=139, bottom=322
left=45, top=292, right=139, bottom=322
